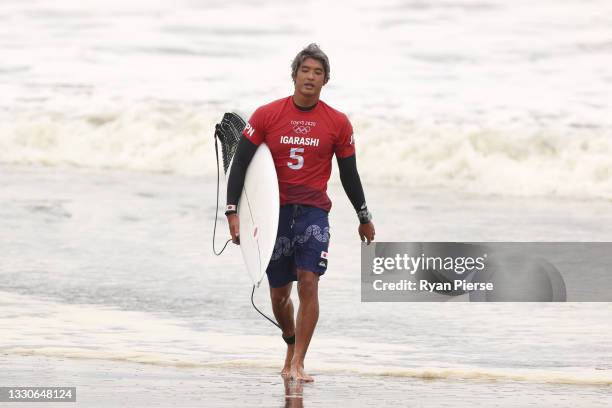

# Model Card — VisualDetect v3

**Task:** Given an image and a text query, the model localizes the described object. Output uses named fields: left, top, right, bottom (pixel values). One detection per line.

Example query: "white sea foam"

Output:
left=7, top=347, right=611, bottom=387
left=1, top=105, right=610, bottom=199
left=1, top=0, right=611, bottom=199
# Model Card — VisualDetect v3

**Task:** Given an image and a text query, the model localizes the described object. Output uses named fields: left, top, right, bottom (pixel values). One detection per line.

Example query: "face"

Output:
left=294, top=57, right=326, bottom=97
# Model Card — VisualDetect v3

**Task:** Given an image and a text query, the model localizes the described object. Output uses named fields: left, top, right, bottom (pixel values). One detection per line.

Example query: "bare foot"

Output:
left=289, top=362, right=314, bottom=382
left=281, top=344, right=294, bottom=377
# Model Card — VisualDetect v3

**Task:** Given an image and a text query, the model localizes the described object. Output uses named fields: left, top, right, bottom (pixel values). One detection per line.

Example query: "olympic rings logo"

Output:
left=293, top=126, right=311, bottom=134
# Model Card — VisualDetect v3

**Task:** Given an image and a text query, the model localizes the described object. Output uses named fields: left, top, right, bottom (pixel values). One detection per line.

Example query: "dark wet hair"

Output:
left=291, top=43, right=330, bottom=84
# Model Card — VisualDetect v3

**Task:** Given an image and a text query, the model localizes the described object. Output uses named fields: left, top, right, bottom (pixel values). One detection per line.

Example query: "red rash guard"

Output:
left=243, top=96, right=355, bottom=212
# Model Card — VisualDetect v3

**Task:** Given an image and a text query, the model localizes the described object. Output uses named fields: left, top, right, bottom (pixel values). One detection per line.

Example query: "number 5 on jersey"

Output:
left=288, top=147, right=304, bottom=170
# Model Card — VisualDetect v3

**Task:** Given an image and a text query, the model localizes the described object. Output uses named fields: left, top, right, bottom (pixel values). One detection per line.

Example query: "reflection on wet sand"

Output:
left=283, top=377, right=304, bottom=408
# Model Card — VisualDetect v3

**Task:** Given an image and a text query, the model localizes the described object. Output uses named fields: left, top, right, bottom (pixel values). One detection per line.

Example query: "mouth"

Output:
left=304, top=83, right=315, bottom=89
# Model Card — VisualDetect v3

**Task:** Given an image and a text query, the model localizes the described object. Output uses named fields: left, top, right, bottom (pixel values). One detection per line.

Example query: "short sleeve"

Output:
left=334, top=115, right=356, bottom=159
left=242, top=106, right=267, bottom=145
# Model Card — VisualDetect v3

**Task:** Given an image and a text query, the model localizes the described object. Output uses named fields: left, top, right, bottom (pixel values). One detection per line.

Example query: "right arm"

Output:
left=225, top=135, right=258, bottom=244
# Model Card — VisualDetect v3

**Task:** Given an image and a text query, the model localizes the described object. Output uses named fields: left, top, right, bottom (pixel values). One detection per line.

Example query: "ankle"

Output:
left=291, top=357, right=304, bottom=367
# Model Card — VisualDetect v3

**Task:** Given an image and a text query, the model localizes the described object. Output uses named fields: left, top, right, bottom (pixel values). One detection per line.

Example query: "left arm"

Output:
left=336, top=154, right=375, bottom=244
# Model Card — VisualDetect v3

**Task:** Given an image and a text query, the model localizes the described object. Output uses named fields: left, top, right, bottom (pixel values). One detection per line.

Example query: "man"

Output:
left=225, top=43, right=375, bottom=382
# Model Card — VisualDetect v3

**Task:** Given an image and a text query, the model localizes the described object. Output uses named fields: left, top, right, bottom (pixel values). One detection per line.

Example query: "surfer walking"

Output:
left=226, top=43, right=375, bottom=382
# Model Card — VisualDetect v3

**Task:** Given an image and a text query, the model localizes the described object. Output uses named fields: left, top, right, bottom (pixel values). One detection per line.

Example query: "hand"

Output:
left=227, top=213, right=240, bottom=244
left=359, top=221, right=375, bottom=245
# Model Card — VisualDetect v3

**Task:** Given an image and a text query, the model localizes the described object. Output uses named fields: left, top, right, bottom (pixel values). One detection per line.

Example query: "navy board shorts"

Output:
left=266, top=204, right=330, bottom=288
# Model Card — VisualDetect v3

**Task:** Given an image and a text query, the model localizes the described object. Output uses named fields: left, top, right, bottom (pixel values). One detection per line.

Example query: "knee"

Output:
left=271, top=292, right=291, bottom=307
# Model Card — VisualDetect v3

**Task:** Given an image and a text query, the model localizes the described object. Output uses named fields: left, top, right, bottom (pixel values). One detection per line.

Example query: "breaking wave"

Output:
left=1, top=103, right=611, bottom=200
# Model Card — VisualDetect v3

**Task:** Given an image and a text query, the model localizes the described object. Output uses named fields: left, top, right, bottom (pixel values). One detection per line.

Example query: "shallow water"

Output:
left=1, top=165, right=611, bottom=401
left=2, top=355, right=610, bottom=408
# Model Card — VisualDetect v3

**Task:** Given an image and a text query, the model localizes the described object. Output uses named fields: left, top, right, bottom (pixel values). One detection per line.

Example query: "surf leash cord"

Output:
left=251, top=284, right=281, bottom=330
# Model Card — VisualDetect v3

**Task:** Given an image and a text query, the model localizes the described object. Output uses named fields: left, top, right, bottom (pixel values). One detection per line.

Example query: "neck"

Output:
left=292, top=92, right=319, bottom=110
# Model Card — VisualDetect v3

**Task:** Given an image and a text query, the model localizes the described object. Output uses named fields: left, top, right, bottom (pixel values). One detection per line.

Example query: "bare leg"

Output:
left=270, top=281, right=295, bottom=377
left=289, top=269, right=319, bottom=382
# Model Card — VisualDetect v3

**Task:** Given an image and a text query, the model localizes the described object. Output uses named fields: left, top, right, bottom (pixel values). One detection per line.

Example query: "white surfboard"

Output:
left=236, top=143, right=279, bottom=286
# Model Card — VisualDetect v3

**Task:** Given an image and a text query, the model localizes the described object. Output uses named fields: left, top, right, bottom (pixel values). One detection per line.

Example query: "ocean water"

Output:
left=1, top=0, right=611, bottom=197
left=1, top=0, right=612, bottom=405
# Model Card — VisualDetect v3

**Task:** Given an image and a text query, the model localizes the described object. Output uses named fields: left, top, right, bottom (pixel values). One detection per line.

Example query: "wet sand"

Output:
left=1, top=355, right=610, bottom=408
